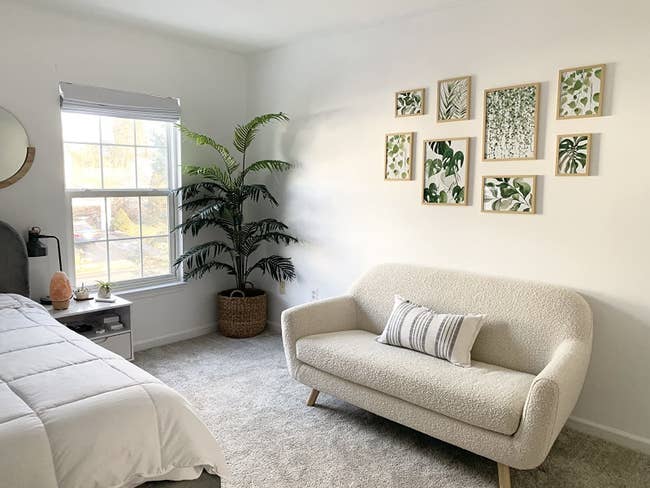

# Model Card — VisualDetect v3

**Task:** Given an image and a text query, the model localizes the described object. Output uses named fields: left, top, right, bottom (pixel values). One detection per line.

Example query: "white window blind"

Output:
left=59, top=82, right=181, bottom=122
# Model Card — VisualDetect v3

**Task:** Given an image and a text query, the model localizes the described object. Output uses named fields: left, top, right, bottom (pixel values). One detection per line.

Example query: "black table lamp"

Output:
left=26, top=226, right=64, bottom=305
left=27, top=226, right=63, bottom=272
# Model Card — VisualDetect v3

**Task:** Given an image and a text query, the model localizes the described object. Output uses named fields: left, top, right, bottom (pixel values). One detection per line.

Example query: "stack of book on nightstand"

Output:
left=98, top=314, right=124, bottom=333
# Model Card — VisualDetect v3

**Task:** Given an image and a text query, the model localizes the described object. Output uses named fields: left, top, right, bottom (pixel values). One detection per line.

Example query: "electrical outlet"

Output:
left=279, top=281, right=286, bottom=295
left=311, top=289, right=319, bottom=301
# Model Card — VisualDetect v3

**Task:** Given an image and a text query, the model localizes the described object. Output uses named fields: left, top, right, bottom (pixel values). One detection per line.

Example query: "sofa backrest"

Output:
left=349, top=263, right=592, bottom=375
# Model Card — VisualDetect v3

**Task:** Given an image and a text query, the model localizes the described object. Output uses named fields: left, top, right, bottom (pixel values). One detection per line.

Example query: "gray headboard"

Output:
left=0, top=221, right=29, bottom=296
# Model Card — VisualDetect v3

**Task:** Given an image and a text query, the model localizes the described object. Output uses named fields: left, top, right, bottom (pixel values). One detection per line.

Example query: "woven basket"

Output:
left=217, top=288, right=267, bottom=338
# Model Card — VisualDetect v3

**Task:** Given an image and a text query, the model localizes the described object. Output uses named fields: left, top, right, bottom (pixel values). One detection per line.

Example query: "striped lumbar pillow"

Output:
left=377, top=296, right=485, bottom=367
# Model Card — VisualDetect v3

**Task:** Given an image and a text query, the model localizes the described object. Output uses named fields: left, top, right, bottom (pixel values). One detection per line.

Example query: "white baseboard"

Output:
left=567, top=415, right=650, bottom=455
left=134, top=324, right=217, bottom=352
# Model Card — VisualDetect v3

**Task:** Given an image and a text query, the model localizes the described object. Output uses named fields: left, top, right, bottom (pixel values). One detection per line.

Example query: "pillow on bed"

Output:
left=377, top=295, right=485, bottom=367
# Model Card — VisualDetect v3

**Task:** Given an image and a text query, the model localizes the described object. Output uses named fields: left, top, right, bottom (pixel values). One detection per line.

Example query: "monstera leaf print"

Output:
left=438, top=77, right=470, bottom=122
left=423, top=138, right=468, bottom=205
left=395, top=89, right=424, bottom=117
left=557, top=134, right=591, bottom=175
left=385, top=133, right=413, bottom=180
left=558, top=65, right=604, bottom=118
left=482, top=176, right=536, bottom=213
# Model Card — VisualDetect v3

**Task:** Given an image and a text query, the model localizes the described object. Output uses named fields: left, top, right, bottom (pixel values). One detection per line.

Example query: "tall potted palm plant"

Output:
left=174, top=113, right=297, bottom=338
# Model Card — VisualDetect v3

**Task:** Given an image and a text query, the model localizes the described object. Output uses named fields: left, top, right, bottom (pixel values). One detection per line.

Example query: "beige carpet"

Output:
left=135, top=332, right=649, bottom=488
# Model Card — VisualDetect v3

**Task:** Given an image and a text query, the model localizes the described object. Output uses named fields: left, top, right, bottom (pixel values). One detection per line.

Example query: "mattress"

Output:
left=0, top=293, right=228, bottom=488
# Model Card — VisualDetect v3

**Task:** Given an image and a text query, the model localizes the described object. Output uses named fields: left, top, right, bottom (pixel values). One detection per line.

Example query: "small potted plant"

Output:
left=96, top=281, right=113, bottom=300
left=74, top=282, right=90, bottom=300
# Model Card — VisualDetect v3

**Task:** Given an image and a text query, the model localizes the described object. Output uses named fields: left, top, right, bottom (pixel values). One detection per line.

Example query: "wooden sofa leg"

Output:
left=497, top=463, right=511, bottom=488
left=306, top=389, right=319, bottom=406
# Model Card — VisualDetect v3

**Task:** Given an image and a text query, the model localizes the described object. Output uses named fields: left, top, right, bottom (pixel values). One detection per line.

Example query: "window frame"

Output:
left=62, top=114, right=183, bottom=292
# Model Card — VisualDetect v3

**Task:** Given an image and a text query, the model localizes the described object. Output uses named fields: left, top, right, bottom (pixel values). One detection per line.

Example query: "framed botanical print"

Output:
left=437, top=76, right=471, bottom=122
left=557, top=64, right=605, bottom=119
left=482, top=175, right=537, bottom=214
left=395, top=88, right=425, bottom=117
left=385, top=132, right=414, bottom=180
left=422, top=138, right=469, bottom=205
left=483, top=83, right=540, bottom=161
left=556, top=133, right=592, bottom=176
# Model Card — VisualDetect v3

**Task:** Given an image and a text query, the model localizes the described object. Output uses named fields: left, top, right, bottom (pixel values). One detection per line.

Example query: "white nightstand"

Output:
left=47, top=295, right=134, bottom=360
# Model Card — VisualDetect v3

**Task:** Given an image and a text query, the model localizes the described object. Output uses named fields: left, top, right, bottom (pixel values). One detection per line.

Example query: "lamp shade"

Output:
left=27, top=230, right=48, bottom=257
left=50, top=271, right=72, bottom=310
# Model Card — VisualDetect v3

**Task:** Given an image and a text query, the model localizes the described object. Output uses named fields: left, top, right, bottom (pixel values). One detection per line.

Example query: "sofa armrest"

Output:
left=536, top=339, right=591, bottom=438
left=516, top=339, right=591, bottom=468
left=281, top=295, right=358, bottom=378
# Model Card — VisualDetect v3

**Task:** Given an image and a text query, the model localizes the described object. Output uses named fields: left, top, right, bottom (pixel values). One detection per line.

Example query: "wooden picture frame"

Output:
left=557, top=64, right=605, bottom=120
left=422, top=137, right=470, bottom=206
left=437, top=76, right=471, bottom=123
left=395, top=88, right=426, bottom=117
left=385, top=132, right=414, bottom=181
left=481, top=175, right=537, bottom=214
left=556, top=133, right=592, bottom=176
left=482, top=82, right=540, bottom=161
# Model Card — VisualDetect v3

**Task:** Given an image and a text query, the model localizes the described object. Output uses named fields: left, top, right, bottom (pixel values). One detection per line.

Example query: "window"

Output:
left=62, top=112, right=180, bottom=289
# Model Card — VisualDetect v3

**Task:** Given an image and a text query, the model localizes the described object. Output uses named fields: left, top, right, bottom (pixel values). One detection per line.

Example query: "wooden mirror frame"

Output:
left=0, top=146, right=35, bottom=189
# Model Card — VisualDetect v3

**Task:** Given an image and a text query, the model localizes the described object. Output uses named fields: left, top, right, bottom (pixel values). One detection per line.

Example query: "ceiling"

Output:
left=20, top=0, right=465, bottom=53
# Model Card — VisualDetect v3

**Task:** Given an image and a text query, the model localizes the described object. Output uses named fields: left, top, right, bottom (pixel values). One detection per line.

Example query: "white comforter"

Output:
left=0, top=294, right=227, bottom=488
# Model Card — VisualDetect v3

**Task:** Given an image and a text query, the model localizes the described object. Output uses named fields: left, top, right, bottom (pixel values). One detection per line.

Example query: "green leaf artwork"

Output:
left=482, top=176, right=536, bottom=213
left=423, top=138, right=468, bottom=205
left=484, top=84, right=539, bottom=160
left=385, top=133, right=413, bottom=180
left=558, top=65, right=604, bottom=119
left=395, top=89, right=424, bottom=117
left=557, top=134, right=591, bottom=175
left=438, top=77, right=470, bottom=122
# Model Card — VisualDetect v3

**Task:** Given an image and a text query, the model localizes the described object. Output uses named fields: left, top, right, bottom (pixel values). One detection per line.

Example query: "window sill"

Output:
left=116, top=280, right=187, bottom=299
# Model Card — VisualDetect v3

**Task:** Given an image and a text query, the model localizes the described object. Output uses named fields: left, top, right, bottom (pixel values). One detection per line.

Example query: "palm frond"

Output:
left=178, top=196, right=226, bottom=211
left=242, top=218, right=289, bottom=236
left=182, top=164, right=233, bottom=188
left=183, top=261, right=236, bottom=281
left=173, top=214, right=233, bottom=237
left=246, top=255, right=296, bottom=282
left=240, top=184, right=278, bottom=206
left=241, top=159, right=292, bottom=178
left=239, top=231, right=298, bottom=257
left=259, top=232, right=299, bottom=246
left=182, top=202, right=227, bottom=225
left=177, top=126, right=239, bottom=174
left=233, top=113, right=289, bottom=154
left=174, top=240, right=233, bottom=269
left=175, top=181, right=227, bottom=200
left=438, top=79, right=468, bottom=120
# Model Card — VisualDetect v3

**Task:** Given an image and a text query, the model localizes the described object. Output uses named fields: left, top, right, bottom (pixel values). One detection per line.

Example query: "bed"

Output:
left=0, top=221, right=226, bottom=488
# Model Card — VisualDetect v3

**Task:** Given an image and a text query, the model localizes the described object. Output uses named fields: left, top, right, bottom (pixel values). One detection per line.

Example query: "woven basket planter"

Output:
left=217, top=288, right=267, bottom=338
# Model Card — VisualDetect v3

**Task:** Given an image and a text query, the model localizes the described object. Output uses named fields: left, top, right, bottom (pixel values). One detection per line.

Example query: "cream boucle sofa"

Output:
left=281, top=264, right=593, bottom=487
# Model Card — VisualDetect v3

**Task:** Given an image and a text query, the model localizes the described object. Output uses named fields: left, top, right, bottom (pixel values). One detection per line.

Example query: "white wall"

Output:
left=0, top=1, right=247, bottom=348
left=247, top=0, right=650, bottom=450
left=1, top=0, right=648, bottom=455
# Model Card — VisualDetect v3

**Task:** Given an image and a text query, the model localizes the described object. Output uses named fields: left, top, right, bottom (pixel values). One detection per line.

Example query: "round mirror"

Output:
left=0, top=107, right=35, bottom=189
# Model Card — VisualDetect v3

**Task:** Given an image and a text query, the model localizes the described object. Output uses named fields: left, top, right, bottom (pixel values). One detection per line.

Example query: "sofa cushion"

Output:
left=296, top=329, right=535, bottom=435
left=377, top=295, right=485, bottom=367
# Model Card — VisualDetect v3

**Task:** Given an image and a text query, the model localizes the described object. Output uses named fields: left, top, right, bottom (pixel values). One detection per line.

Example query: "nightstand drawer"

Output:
left=93, top=332, right=132, bottom=360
